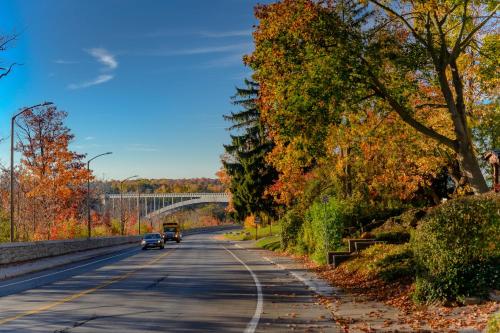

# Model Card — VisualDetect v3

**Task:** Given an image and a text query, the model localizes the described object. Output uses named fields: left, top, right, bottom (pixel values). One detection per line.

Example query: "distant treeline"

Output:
left=103, top=178, right=225, bottom=194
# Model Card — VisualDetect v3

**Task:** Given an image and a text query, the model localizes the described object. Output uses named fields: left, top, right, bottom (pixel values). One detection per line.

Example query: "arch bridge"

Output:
left=102, top=192, right=229, bottom=220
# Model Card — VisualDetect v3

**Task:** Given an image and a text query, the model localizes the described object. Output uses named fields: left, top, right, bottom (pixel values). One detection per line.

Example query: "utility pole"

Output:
left=137, top=190, right=141, bottom=235
left=86, top=152, right=112, bottom=239
left=120, top=175, right=138, bottom=235
left=10, top=102, right=53, bottom=242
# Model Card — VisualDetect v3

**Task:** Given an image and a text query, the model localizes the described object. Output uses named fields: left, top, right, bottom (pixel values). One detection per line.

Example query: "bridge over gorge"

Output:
left=102, top=192, right=229, bottom=220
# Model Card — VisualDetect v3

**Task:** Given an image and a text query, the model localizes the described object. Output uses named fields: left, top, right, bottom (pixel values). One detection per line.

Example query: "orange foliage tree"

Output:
left=15, top=104, right=91, bottom=240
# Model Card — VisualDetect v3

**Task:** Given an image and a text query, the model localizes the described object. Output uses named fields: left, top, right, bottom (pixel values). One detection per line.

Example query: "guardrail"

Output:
left=0, top=236, right=141, bottom=266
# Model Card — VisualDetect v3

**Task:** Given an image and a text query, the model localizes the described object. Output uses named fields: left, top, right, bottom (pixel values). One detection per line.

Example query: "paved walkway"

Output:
left=230, top=238, right=428, bottom=332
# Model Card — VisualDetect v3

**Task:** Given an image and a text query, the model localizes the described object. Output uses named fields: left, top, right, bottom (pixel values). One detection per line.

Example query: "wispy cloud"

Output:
left=84, top=136, right=95, bottom=141
left=68, top=74, right=113, bottom=90
left=131, top=42, right=252, bottom=57
left=54, top=59, right=79, bottom=64
left=200, top=29, right=253, bottom=38
left=127, top=144, right=159, bottom=152
left=139, top=29, right=252, bottom=39
left=68, top=47, right=118, bottom=90
left=86, top=48, right=118, bottom=70
left=204, top=53, right=247, bottom=68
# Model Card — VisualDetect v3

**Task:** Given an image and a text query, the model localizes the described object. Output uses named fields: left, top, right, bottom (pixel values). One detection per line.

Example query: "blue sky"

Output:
left=0, top=0, right=266, bottom=180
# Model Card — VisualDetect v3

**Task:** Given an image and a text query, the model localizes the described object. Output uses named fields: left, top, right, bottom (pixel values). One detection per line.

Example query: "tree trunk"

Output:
left=435, top=64, right=489, bottom=194
left=456, top=141, right=489, bottom=194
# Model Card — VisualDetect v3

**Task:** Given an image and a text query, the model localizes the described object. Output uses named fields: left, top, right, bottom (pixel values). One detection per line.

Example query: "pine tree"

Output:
left=222, top=79, right=277, bottom=222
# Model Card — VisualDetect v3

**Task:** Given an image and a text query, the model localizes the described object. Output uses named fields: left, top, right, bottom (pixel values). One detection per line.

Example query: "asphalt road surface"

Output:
left=0, top=230, right=340, bottom=332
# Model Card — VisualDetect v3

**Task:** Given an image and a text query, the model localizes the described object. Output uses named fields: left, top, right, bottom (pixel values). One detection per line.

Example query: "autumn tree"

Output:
left=222, top=79, right=278, bottom=221
left=15, top=104, right=91, bottom=239
left=247, top=0, right=498, bottom=194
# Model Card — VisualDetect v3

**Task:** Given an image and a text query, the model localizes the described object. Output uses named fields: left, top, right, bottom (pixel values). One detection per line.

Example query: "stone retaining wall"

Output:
left=0, top=236, right=141, bottom=266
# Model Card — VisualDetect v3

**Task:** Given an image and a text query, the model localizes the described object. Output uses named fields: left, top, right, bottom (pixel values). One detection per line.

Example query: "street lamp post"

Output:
left=86, top=152, right=112, bottom=239
left=137, top=189, right=141, bottom=235
left=10, top=102, right=53, bottom=242
left=120, top=175, right=138, bottom=235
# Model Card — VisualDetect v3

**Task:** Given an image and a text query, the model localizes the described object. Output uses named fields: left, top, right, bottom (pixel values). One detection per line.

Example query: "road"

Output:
left=0, top=230, right=340, bottom=332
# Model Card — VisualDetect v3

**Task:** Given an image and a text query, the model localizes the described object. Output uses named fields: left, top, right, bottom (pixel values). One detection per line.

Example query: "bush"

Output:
left=0, top=210, right=9, bottom=242
left=300, top=197, right=346, bottom=264
left=412, top=194, right=500, bottom=304
left=280, top=209, right=303, bottom=250
left=373, top=245, right=415, bottom=282
left=376, top=231, right=411, bottom=244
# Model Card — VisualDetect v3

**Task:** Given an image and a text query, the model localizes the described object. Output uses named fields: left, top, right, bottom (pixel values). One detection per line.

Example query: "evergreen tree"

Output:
left=222, top=79, right=277, bottom=222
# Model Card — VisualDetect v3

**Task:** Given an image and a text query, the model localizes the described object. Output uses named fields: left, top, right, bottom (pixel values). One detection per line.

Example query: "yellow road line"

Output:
left=0, top=249, right=174, bottom=326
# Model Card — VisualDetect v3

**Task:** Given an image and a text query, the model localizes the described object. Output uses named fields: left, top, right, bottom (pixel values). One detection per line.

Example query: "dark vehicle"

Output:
left=162, top=222, right=182, bottom=243
left=141, top=233, right=165, bottom=250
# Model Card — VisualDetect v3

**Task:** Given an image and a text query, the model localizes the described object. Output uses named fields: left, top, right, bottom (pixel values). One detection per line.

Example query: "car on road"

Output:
left=141, top=233, right=165, bottom=250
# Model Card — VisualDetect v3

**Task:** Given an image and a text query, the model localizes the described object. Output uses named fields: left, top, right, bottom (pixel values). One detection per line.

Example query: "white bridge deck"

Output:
left=102, top=192, right=229, bottom=219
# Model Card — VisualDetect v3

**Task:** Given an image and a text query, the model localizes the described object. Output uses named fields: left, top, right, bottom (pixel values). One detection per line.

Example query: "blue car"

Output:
left=141, top=233, right=165, bottom=250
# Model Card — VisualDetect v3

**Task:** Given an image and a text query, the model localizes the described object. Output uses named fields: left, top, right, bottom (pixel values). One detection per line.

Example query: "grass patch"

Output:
left=256, top=235, right=281, bottom=251
left=341, top=243, right=415, bottom=282
left=223, top=223, right=281, bottom=241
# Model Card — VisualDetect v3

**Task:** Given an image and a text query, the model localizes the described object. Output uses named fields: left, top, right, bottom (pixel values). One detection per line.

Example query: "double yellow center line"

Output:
left=0, top=249, right=174, bottom=326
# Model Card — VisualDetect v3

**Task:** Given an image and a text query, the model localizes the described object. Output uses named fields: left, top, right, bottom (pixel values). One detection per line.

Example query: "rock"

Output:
left=489, top=290, right=500, bottom=302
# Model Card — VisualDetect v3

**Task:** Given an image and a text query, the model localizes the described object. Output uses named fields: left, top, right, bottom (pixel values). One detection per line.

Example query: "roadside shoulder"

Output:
left=229, top=239, right=415, bottom=333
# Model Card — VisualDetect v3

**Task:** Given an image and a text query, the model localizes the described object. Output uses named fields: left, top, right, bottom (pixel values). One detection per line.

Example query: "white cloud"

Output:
left=200, top=29, right=253, bottom=38
left=204, top=53, right=247, bottom=68
left=87, top=48, right=118, bottom=70
left=54, top=59, right=78, bottom=64
left=84, top=136, right=95, bottom=141
left=132, top=42, right=253, bottom=57
left=68, top=74, right=113, bottom=90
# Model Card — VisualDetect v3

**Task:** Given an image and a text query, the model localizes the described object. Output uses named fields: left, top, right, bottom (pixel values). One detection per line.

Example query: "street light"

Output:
left=137, top=186, right=141, bottom=235
left=86, top=152, right=112, bottom=239
left=120, top=175, right=138, bottom=235
left=10, top=102, right=53, bottom=242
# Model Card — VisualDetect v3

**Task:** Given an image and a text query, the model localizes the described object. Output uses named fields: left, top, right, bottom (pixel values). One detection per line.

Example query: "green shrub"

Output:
left=412, top=194, right=500, bottom=304
left=280, top=209, right=303, bottom=250
left=256, top=235, right=281, bottom=251
left=0, top=210, right=9, bottom=242
left=376, top=231, right=411, bottom=244
left=373, top=245, right=415, bottom=282
left=300, top=197, right=346, bottom=264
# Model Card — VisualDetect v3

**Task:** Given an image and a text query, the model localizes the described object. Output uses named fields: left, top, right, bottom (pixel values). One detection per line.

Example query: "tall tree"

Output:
left=222, top=79, right=278, bottom=221
left=248, top=0, right=498, bottom=194
left=16, top=104, right=90, bottom=239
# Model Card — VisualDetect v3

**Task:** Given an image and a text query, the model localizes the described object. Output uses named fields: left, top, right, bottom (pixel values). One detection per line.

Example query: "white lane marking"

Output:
left=0, top=248, right=139, bottom=289
left=224, top=246, right=263, bottom=333
left=262, top=256, right=332, bottom=297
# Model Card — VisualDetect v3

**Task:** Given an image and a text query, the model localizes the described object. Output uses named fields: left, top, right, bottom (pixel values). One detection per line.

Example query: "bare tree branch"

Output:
left=415, top=103, right=448, bottom=109
left=0, top=62, right=18, bottom=80
left=369, top=0, right=428, bottom=47
left=456, top=3, right=499, bottom=56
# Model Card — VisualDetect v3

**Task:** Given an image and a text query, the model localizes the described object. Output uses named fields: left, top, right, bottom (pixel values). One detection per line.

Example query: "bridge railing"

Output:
left=103, top=192, right=228, bottom=199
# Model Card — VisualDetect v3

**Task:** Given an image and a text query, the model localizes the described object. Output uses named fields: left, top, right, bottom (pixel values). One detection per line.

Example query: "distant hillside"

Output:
left=102, top=178, right=225, bottom=194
